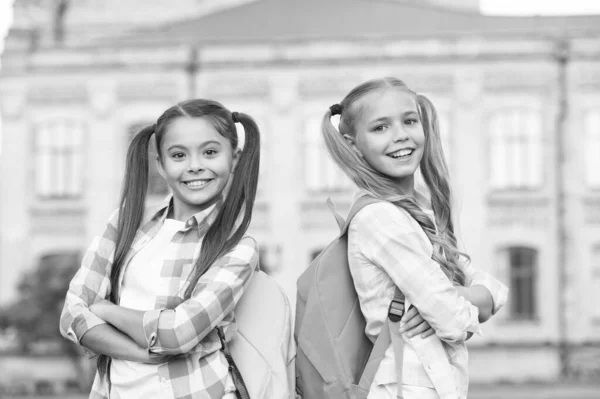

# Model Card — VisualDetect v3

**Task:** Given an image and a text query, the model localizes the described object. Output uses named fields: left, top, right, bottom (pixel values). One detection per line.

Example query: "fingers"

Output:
left=398, top=306, right=435, bottom=339
left=405, top=320, right=433, bottom=338
left=399, top=309, right=423, bottom=334
left=402, top=306, right=420, bottom=322
left=419, top=325, right=435, bottom=339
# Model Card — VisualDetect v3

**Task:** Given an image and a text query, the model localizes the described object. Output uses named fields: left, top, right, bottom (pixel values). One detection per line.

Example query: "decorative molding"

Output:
left=484, top=71, right=554, bottom=92
left=298, top=75, right=361, bottom=98
left=487, top=196, right=551, bottom=227
left=396, top=74, right=454, bottom=94
left=88, top=79, right=117, bottom=116
left=269, top=74, right=298, bottom=112
left=29, top=204, right=87, bottom=235
left=116, top=80, right=177, bottom=103
left=573, top=65, right=600, bottom=91
left=203, top=76, right=270, bottom=99
left=0, top=84, right=27, bottom=118
left=27, top=84, right=87, bottom=105
left=454, top=68, right=482, bottom=105
left=583, top=196, right=600, bottom=225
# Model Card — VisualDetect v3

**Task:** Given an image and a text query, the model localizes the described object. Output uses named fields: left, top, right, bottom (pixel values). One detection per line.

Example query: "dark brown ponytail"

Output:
left=97, top=124, right=154, bottom=380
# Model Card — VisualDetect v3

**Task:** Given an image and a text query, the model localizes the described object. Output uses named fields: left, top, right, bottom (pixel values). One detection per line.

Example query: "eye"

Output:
left=171, top=152, right=185, bottom=160
left=372, top=124, right=387, bottom=132
left=405, top=118, right=419, bottom=126
left=204, top=149, right=218, bottom=157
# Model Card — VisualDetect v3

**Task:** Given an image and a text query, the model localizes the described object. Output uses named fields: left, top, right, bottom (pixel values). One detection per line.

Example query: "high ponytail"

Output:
left=321, top=77, right=467, bottom=286
left=97, top=124, right=154, bottom=380
left=183, top=111, right=260, bottom=299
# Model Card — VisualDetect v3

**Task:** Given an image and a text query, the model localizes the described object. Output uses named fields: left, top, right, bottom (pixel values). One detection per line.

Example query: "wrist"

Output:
left=130, top=347, right=150, bottom=363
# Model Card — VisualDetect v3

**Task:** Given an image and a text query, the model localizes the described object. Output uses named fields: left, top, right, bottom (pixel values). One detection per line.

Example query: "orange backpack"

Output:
left=294, top=196, right=405, bottom=399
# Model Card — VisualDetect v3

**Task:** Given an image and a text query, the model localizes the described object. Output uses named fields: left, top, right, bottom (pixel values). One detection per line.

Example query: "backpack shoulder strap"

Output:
left=358, top=288, right=406, bottom=398
left=326, top=194, right=382, bottom=236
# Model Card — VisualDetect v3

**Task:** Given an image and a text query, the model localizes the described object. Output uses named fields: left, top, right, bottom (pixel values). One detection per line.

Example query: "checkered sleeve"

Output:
left=59, top=210, right=118, bottom=358
left=142, top=236, right=258, bottom=355
left=352, top=202, right=481, bottom=343
left=464, top=264, right=508, bottom=316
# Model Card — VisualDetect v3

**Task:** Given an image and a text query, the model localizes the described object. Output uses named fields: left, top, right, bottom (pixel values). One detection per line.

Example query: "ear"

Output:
left=343, top=134, right=363, bottom=158
left=231, top=148, right=242, bottom=173
left=156, top=155, right=166, bottom=180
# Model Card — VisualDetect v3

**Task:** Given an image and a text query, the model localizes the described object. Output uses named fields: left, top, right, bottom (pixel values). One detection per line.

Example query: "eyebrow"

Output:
left=368, top=110, right=419, bottom=124
left=166, top=140, right=223, bottom=152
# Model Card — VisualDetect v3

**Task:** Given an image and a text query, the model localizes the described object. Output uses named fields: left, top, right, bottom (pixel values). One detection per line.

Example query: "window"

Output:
left=505, top=246, right=537, bottom=320
left=35, top=119, right=85, bottom=199
left=591, top=245, right=600, bottom=324
left=584, top=111, right=600, bottom=189
left=127, top=123, right=169, bottom=196
left=488, top=110, right=543, bottom=190
left=304, top=117, right=354, bottom=193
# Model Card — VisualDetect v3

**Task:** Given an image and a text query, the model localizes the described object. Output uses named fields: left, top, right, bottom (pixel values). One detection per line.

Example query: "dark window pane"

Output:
left=508, top=246, right=537, bottom=320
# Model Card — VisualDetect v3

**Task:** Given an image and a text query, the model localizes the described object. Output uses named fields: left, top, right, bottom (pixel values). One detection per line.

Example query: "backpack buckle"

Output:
left=388, top=297, right=405, bottom=322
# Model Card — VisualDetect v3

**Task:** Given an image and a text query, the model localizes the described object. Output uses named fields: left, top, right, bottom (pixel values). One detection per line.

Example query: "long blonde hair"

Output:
left=322, top=77, right=467, bottom=285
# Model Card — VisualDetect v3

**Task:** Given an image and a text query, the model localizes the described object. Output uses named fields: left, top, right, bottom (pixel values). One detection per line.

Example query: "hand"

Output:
left=144, top=351, right=175, bottom=365
left=89, top=299, right=115, bottom=320
left=399, top=306, right=435, bottom=339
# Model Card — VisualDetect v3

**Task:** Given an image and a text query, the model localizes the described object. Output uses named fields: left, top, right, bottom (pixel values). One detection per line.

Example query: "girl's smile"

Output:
left=157, top=117, right=239, bottom=221
left=182, top=178, right=213, bottom=190
left=346, top=89, right=425, bottom=193
left=386, top=147, right=415, bottom=159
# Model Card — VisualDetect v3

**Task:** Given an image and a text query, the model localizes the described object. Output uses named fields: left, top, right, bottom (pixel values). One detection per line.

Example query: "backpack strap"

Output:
left=326, top=195, right=382, bottom=236
left=389, top=288, right=406, bottom=399
left=217, top=327, right=250, bottom=399
left=358, top=288, right=405, bottom=398
left=329, top=195, right=407, bottom=397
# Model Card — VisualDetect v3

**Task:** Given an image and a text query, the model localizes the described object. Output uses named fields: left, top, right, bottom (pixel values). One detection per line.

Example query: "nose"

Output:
left=187, top=156, right=203, bottom=173
left=393, top=123, right=410, bottom=142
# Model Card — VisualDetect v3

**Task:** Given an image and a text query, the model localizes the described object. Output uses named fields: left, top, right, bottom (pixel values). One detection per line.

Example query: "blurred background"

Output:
left=0, top=0, right=599, bottom=398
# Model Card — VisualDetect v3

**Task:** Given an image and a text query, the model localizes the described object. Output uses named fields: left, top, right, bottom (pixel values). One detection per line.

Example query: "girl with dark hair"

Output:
left=322, top=78, right=507, bottom=399
left=60, top=99, right=261, bottom=399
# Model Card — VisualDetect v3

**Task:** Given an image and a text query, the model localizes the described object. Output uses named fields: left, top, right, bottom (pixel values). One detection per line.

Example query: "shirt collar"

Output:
left=144, top=194, right=224, bottom=238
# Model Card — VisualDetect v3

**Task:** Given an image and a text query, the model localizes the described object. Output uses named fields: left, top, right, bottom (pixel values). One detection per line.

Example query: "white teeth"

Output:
left=185, top=180, right=210, bottom=188
left=389, top=149, right=413, bottom=158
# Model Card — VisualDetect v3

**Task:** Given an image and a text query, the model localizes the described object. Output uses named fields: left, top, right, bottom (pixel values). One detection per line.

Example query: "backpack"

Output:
left=220, top=270, right=296, bottom=399
left=294, top=196, right=406, bottom=399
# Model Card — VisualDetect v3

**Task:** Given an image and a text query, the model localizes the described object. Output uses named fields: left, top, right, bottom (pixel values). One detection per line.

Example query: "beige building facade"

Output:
left=1, top=0, right=600, bottom=382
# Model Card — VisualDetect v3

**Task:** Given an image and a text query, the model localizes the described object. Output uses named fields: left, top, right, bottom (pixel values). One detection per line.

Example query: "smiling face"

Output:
left=345, top=88, right=425, bottom=193
left=157, top=116, right=239, bottom=221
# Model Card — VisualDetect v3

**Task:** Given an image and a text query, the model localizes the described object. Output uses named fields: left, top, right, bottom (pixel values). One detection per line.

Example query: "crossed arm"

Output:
left=60, top=226, right=258, bottom=362
left=401, top=283, right=496, bottom=340
left=352, top=202, right=507, bottom=342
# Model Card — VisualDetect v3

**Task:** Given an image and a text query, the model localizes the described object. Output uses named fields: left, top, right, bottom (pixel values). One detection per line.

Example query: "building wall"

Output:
left=1, top=22, right=600, bottom=382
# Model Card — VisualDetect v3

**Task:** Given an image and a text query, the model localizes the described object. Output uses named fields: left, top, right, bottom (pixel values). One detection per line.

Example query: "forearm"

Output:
left=92, top=302, right=147, bottom=348
left=80, top=324, right=148, bottom=362
left=457, top=285, right=494, bottom=323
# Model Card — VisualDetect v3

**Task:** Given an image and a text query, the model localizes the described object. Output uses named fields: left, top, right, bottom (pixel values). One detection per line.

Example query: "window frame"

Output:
left=33, top=119, right=86, bottom=200
left=487, top=107, right=545, bottom=192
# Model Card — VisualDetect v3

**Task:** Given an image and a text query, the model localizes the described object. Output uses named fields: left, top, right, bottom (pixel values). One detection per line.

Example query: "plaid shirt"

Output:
left=348, top=193, right=508, bottom=399
left=60, top=196, right=259, bottom=399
